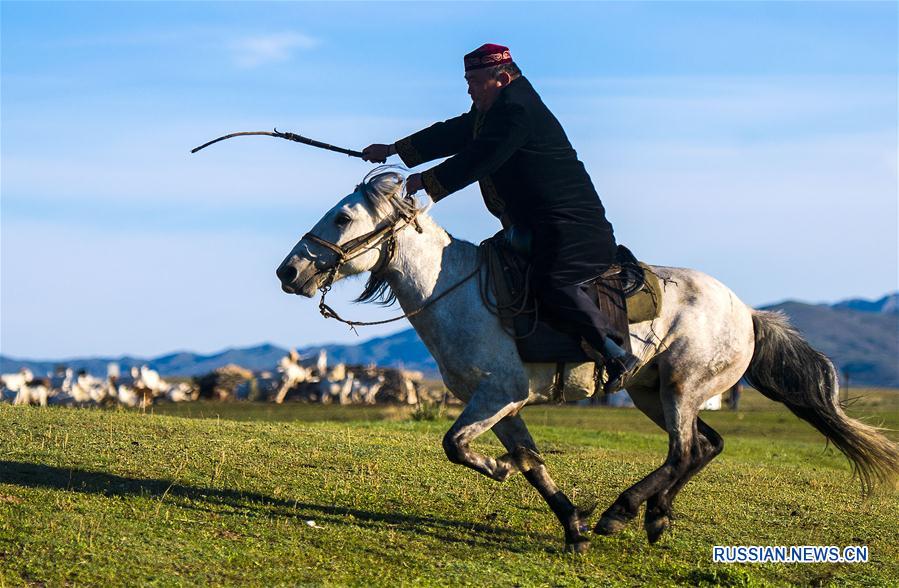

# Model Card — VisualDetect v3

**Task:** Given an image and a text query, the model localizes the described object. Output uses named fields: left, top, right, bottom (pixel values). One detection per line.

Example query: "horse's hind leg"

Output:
left=595, top=384, right=696, bottom=538
left=644, top=417, right=723, bottom=543
left=666, top=418, right=724, bottom=502
left=492, top=415, right=592, bottom=552
left=589, top=383, right=664, bottom=536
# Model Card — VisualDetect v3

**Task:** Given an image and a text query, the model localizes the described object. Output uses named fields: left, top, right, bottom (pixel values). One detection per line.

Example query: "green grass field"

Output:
left=2, top=389, right=898, bottom=586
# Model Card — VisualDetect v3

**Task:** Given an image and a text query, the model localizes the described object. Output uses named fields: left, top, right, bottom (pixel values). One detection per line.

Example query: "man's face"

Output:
left=465, top=68, right=503, bottom=112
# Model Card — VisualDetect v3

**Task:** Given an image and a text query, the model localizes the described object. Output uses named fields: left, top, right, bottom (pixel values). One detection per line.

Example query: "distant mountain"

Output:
left=0, top=343, right=291, bottom=379
left=760, top=294, right=898, bottom=388
left=3, top=292, right=895, bottom=386
left=1, top=334, right=437, bottom=379
left=298, top=329, right=436, bottom=375
left=831, top=292, right=898, bottom=315
left=149, top=343, right=289, bottom=375
left=0, top=355, right=149, bottom=380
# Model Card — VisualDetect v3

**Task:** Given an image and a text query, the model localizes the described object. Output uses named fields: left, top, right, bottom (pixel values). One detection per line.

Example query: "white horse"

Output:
left=276, top=171, right=899, bottom=551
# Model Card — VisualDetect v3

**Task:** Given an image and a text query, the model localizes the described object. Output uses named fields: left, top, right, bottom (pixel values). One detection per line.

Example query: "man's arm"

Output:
left=362, top=109, right=475, bottom=166
left=419, top=102, right=529, bottom=201
left=393, top=109, right=475, bottom=167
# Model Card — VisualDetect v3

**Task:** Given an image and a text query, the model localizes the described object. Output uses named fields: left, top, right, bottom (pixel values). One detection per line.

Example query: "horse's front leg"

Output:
left=492, top=415, right=593, bottom=552
left=442, top=391, right=525, bottom=482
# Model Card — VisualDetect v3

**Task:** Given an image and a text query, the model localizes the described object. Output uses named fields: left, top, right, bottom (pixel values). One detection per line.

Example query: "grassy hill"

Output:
left=2, top=390, right=898, bottom=586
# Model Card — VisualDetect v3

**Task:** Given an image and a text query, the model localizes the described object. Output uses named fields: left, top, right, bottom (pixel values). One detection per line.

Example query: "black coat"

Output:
left=395, top=76, right=617, bottom=286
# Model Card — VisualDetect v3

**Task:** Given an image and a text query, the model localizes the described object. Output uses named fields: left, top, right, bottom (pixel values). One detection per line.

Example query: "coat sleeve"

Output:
left=394, top=109, right=475, bottom=168
left=420, top=102, right=530, bottom=201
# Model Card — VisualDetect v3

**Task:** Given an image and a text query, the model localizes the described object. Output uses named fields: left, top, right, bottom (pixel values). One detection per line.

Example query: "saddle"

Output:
left=481, top=231, right=662, bottom=367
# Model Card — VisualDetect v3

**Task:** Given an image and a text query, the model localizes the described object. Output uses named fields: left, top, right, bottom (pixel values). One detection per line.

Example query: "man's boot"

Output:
left=581, top=337, right=639, bottom=393
left=603, top=339, right=640, bottom=392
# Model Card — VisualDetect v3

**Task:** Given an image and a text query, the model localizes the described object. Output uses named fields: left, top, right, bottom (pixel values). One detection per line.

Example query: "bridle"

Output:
left=302, top=211, right=422, bottom=287
left=302, top=205, right=420, bottom=328
left=299, top=204, right=481, bottom=331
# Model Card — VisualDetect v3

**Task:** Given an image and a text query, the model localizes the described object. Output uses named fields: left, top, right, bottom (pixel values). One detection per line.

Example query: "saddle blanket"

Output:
left=627, top=264, right=662, bottom=324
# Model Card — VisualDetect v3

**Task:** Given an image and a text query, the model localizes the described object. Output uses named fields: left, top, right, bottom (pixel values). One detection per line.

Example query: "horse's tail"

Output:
left=745, top=310, right=899, bottom=493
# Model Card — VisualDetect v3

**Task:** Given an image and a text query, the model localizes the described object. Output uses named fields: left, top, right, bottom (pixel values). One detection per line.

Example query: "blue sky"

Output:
left=2, top=1, right=896, bottom=359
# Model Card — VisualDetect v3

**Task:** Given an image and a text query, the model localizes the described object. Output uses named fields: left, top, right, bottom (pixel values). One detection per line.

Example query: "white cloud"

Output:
left=231, top=32, right=319, bottom=68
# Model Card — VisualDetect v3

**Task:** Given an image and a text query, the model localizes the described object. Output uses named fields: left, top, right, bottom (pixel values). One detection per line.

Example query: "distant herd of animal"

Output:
left=0, top=349, right=433, bottom=408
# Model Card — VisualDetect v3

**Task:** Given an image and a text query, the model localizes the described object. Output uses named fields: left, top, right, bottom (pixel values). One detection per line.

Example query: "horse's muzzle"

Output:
left=276, top=263, right=298, bottom=288
left=276, top=259, right=320, bottom=297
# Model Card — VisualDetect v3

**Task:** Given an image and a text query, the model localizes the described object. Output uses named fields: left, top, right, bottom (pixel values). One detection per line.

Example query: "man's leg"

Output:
left=535, top=282, right=638, bottom=390
left=536, top=283, right=610, bottom=347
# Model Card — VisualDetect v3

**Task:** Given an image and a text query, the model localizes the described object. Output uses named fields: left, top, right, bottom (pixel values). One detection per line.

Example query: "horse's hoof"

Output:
left=594, top=513, right=628, bottom=536
left=566, top=539, right=591, bottom=554
left=491, top=454, right=518, bottom=482
left=645, top=515, right=670, bottom=544
left=492, top=468, right=514, bottom=482
left=577, top=501, right=598, bottom=520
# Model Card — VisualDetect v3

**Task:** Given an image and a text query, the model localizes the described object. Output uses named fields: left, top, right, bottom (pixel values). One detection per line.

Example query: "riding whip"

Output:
left=190, top=128, right=364, bottom=158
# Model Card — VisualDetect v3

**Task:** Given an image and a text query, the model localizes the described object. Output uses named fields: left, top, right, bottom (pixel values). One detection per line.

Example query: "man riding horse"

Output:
left=363, top=43, right=638, bottom=390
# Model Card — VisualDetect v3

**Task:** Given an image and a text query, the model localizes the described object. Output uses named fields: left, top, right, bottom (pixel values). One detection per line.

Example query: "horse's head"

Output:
left=276, top=169, right=415, bottom=297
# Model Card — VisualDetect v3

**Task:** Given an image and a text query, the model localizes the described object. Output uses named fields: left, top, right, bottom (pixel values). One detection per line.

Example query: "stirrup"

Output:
left=604, top=353, right=639, bottom=393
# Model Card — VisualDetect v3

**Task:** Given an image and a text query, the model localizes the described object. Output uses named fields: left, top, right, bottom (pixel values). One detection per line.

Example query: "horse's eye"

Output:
left=335, top=213, right=351, bottom=227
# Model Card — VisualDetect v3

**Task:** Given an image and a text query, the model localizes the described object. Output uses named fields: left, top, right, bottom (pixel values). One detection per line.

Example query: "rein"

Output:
left=305, top=210, right=481, bottom=331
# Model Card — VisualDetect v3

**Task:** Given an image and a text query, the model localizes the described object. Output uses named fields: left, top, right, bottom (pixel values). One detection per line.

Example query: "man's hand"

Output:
left=405, top=173, right=432, bottom=209
left=405, top=173, right=423, bottom=195
left=361, top=143, right=395, bottom=163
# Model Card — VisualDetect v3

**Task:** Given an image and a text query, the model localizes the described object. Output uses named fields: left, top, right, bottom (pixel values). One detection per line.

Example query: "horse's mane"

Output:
left=354, top=167, right=418, bottom=307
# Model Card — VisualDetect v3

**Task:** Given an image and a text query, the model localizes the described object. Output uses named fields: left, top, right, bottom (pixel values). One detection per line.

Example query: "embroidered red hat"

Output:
left=464, top=43, right=513, bottom=72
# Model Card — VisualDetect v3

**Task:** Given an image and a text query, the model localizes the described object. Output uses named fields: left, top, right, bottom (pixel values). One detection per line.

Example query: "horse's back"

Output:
left=636, top=265, right=756, bottom=389
left=644, top=264, right=753, bottom=322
